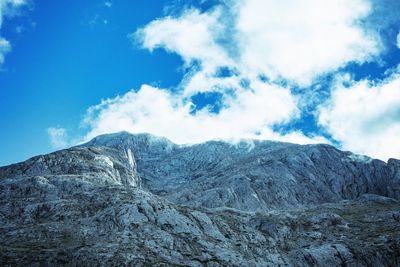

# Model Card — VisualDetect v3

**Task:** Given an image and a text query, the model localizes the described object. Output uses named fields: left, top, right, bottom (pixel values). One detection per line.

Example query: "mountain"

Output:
left=1, top=132, right=399, bottom=266
left=84, top=132, right=400, bottom=211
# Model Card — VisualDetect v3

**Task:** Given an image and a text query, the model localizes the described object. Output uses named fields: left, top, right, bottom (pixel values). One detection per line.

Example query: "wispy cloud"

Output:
left=47, top=127, right=69, bottom=149
left=0, top=38, right=11, bottom=65
left=0, top=0, right=28, bottom=66
left=397, top=31, right=400, bottom=49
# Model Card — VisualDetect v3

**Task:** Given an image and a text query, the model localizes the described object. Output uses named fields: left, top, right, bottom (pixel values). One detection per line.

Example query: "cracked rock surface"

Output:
left=1, top=132, right=399, bottom=266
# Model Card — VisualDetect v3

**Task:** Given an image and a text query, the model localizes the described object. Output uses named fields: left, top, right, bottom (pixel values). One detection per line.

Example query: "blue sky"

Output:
left=0, top=0, right=184, bottom=165
left=0, top=0, right=400, bottom=165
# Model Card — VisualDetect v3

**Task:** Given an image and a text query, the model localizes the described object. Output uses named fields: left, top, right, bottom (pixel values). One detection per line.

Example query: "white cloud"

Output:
left=182, top=70, right=242, bottom=96
left=0, top=37, right=11, bottom=64
left=0, top=0, right=28, bottom=66
left=135, top=8, right=232, bottom=73
left=397, top=31, right=400, bottom=49
left=235, top=0, right=380, bottom=85
left=318, top=70, right=400, bottom=161
left=47, top=127, right=69, bottom=149
left=79, top=0, right=389, bottom=150
left=82, top=83, right=327, bottom=145
left=135, top=0, right=381, bottom=86
left=59, top=0, right=398, bottom=158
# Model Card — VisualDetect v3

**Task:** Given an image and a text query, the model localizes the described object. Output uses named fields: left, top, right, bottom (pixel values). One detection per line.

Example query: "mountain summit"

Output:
left=1, top=132, right=399, bottom=266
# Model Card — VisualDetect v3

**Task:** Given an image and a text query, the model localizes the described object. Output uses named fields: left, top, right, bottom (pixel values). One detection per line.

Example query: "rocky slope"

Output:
left=0, top=132, right=399, bottom=266
left=85, top=132, right=400, bottom=211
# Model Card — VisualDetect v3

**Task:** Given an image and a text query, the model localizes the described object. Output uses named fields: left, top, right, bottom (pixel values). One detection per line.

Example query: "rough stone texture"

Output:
left=85, top=132, right=400, bottom=211
left=0, top=132, right=399, bottom=266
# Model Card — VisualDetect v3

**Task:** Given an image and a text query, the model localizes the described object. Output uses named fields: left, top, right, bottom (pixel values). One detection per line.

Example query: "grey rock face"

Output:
left=1, top=145, right=139, bottom=187
left=1, top=131, right=399, bottom=266
left=85, top=132, right=400, bottom=211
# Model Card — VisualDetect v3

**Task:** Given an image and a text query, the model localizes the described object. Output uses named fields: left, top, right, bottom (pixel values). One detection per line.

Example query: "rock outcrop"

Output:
left=1, top=132, right=399, bottom=266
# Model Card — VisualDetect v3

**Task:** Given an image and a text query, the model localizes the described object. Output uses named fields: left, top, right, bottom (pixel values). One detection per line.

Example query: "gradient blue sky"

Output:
left=0, top=0, right=400, bottom=165
left=0, top=0, right=184, bottom=165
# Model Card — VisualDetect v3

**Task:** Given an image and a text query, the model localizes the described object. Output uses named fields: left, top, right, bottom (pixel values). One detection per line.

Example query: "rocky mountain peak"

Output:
left=1, top=132, right=399, bottom=266
left=84, top=131, right=176, bottom=154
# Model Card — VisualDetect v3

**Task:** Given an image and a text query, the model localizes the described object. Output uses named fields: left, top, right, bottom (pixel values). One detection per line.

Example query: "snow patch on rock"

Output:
left=94, top=155, right=114, bottom=168
left=348, top=153, right=372, bottom=163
